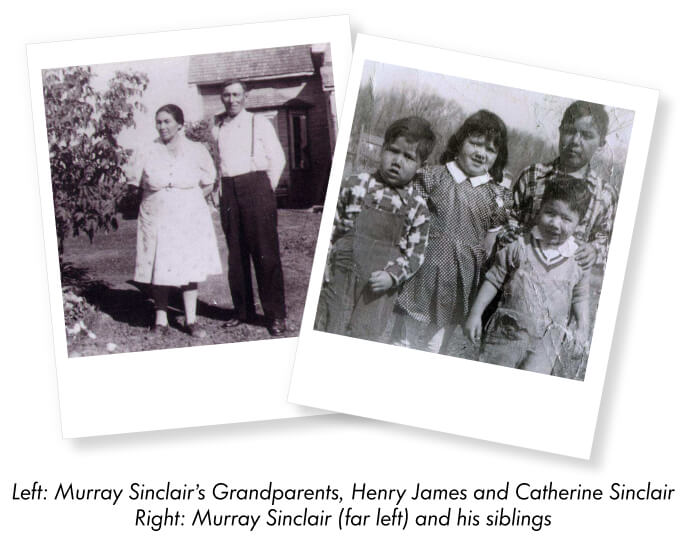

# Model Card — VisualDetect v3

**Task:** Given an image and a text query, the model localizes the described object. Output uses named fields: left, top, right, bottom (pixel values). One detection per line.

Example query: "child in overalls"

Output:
left=315, top=116, right=436, bottom=342
left=463, top=179, right=591, bottom=375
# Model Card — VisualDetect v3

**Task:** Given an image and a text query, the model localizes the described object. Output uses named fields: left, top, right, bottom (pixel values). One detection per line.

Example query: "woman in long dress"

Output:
left=127, top=104, right=222, bottom=336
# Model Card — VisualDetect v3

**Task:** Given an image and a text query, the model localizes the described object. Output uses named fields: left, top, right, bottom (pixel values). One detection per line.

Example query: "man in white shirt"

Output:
left=213, top=80, right=287, bottom=335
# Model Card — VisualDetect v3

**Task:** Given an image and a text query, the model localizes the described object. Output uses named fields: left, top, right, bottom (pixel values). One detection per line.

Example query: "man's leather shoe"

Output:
left=268, top=318, right=287, bottom=336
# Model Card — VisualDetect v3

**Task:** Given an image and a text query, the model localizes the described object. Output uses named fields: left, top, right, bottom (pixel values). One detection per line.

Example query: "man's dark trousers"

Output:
left=220, top=171, right=286, bottom=322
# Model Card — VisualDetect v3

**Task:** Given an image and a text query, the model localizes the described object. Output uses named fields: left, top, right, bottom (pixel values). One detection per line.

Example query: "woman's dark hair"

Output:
left=540, top=178, right=592, bottom=218
left=560, top=100, right=609, bottom=144
left=440, top=109, right=508, bottom=181
left=155, top=104, right=185, bottom=126
left=383, top=116, right=437, bottom=164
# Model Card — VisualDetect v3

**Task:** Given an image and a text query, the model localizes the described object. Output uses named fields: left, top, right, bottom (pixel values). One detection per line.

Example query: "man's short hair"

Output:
left=560, top=100, right=609, bottom=143
left=382, top=116, right=437, bottom=164
left=221, top=79, right=248, bottom=93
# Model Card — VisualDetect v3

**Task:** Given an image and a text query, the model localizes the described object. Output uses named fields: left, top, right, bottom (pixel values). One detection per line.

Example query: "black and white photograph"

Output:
left=46, top=43, right=337, bottom=358
left=312, top=61, right=633, bottom=381
left=289, top=35, right=657, bottom=458
left=28, top=17, right=351, bottom=437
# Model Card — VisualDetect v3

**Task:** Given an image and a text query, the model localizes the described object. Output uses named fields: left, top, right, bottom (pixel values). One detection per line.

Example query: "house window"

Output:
left=288, top=111, right=310, bottom=170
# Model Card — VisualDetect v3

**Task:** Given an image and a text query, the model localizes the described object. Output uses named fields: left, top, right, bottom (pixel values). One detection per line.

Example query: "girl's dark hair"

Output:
left=383, top=116, right=437, bottom=164
left=540, top=178, right=592, bottom=218
left=440, top=109, right=508, bottom=181
left=155, top=104, right=185, bottom=126
left=560, top=100, right=609, bottom=143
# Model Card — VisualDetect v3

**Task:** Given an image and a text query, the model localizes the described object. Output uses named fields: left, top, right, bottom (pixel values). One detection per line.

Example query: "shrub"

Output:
left=43, top=66, right=148, bottom=257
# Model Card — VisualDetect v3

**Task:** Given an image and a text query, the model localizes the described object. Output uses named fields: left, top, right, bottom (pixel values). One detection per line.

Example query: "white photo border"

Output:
left=288, top=34, right=658, bottom=459
left=27, top=16, right=352, bottom=438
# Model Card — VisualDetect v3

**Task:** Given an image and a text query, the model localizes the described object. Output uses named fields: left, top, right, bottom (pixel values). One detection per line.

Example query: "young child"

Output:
left=394, top=110, right=511, bottom=352
left=314, top=116, right=436, bottom=342
left=464, top=179, right=591, bottom=375
left=509, top=100, right=617, bottom=269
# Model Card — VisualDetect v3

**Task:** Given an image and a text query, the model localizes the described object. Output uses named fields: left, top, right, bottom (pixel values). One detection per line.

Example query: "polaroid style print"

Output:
left=27, top=16, right=351, bottom=437
left=289, top=34, right=657, bottom=458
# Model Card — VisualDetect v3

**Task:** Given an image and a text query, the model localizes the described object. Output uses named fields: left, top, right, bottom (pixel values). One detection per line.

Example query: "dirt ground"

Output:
left=60, top=208, right=321, bottom=357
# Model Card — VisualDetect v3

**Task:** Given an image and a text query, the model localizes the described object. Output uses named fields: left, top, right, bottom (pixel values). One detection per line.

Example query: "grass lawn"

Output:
left=60, top=208, right=321, bottom=357
left=442, top=267, right=604, bottom=381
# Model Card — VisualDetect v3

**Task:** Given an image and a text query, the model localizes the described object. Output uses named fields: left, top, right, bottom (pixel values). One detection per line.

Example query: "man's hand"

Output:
left=463, top=314, right=483, bottom=344
left=368, top=271, right=393, bottom=293
left=574, top=242, right=597, bottom=270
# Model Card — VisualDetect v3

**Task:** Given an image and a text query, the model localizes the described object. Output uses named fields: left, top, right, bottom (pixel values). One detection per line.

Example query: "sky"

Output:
left=361, top=61, right=635, bottom=160
left=90, top=55, right=204, bottom=150
left=81, top=56, right=635, bottom=172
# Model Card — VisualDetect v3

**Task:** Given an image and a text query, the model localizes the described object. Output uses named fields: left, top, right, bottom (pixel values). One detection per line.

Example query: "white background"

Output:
left=2, top=1, right=684, bottom=534
left=26, top=16, right=351, bottom=439
left=290, top=35, right=657, bottom=459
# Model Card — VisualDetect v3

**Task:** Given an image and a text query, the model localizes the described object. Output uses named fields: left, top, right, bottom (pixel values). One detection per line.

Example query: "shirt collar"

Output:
left=370, top=170, right=413, bottom=205
left=153, top=134, right=188, bottom=153
left=552, top=157, right=600, bottom=189
left=215, top=108, right=249, bottom=127
left=446, top=161, right=491, bottom=187
left=531, top=226, right=578, bottom=258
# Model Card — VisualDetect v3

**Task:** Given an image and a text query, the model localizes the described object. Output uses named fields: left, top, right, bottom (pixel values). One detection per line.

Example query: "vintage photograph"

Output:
left=289, top=35, right=657, bottom=457
left=28, top=17, right=351, bottom=437
left=45, top=44, right=337, bottom=358
left=313, top=61, right=634, bottom=381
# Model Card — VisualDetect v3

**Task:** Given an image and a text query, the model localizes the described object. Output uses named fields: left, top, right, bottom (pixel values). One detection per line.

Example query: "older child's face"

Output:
left=558, top=115, right=603, bottom=172
left=379, top=136, right=421, bottom=187
left=455, top=134, right=498, bottom=177
left=537, top=199, right=581, bottom=246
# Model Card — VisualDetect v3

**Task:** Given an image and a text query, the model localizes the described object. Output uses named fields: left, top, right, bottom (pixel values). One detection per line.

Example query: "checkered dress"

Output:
left=396, top=164, right=510, bottom=328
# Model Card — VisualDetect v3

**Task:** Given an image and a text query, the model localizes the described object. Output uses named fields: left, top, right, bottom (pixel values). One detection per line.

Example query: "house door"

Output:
left=287, top=110, right=311, bottom=207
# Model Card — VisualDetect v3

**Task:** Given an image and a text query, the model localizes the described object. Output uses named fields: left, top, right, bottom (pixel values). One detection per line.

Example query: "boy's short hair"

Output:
left=560, top=100, right=609, bottom=143
left=540, top=178, right=592, bottom=218
left=439, top=109, right=509, bottom=181
left=383, top=116, right=437, bottom=164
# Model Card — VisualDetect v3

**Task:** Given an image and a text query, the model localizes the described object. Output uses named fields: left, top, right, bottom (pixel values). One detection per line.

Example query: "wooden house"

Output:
left=188, top=44, right=336, bottom=207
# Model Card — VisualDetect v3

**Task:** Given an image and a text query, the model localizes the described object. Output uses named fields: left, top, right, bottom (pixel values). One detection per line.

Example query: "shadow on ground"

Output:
left=59, top=209, right=320, bottom=357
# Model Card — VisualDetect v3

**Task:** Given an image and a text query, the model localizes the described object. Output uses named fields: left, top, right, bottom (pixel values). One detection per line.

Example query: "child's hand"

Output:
left=463, top=315, right=482, bottom=344
left=494, top=223, right=523, bottom=251
left=572, top=325, right=590, bottom=353
left=324, top=260, right=332, bottom=283
left=574, top=242, right=597, bottom=270
left=368, top=271, right=393, bottom=293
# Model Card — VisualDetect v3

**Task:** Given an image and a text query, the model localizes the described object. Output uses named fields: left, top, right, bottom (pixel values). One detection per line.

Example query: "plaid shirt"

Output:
left=333, top=171, right=430, bottom=285
left=512, top=158, right=618, bottom=266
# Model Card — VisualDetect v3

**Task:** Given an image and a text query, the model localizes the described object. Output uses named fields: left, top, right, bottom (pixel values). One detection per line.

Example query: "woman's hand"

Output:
left=463, top=314, right=482, bottom=344
left=574, top=242, right=597, bottom=270
left=368, top=271, right=393, bottom=293
left=201, top=183, right=215, bottom=198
